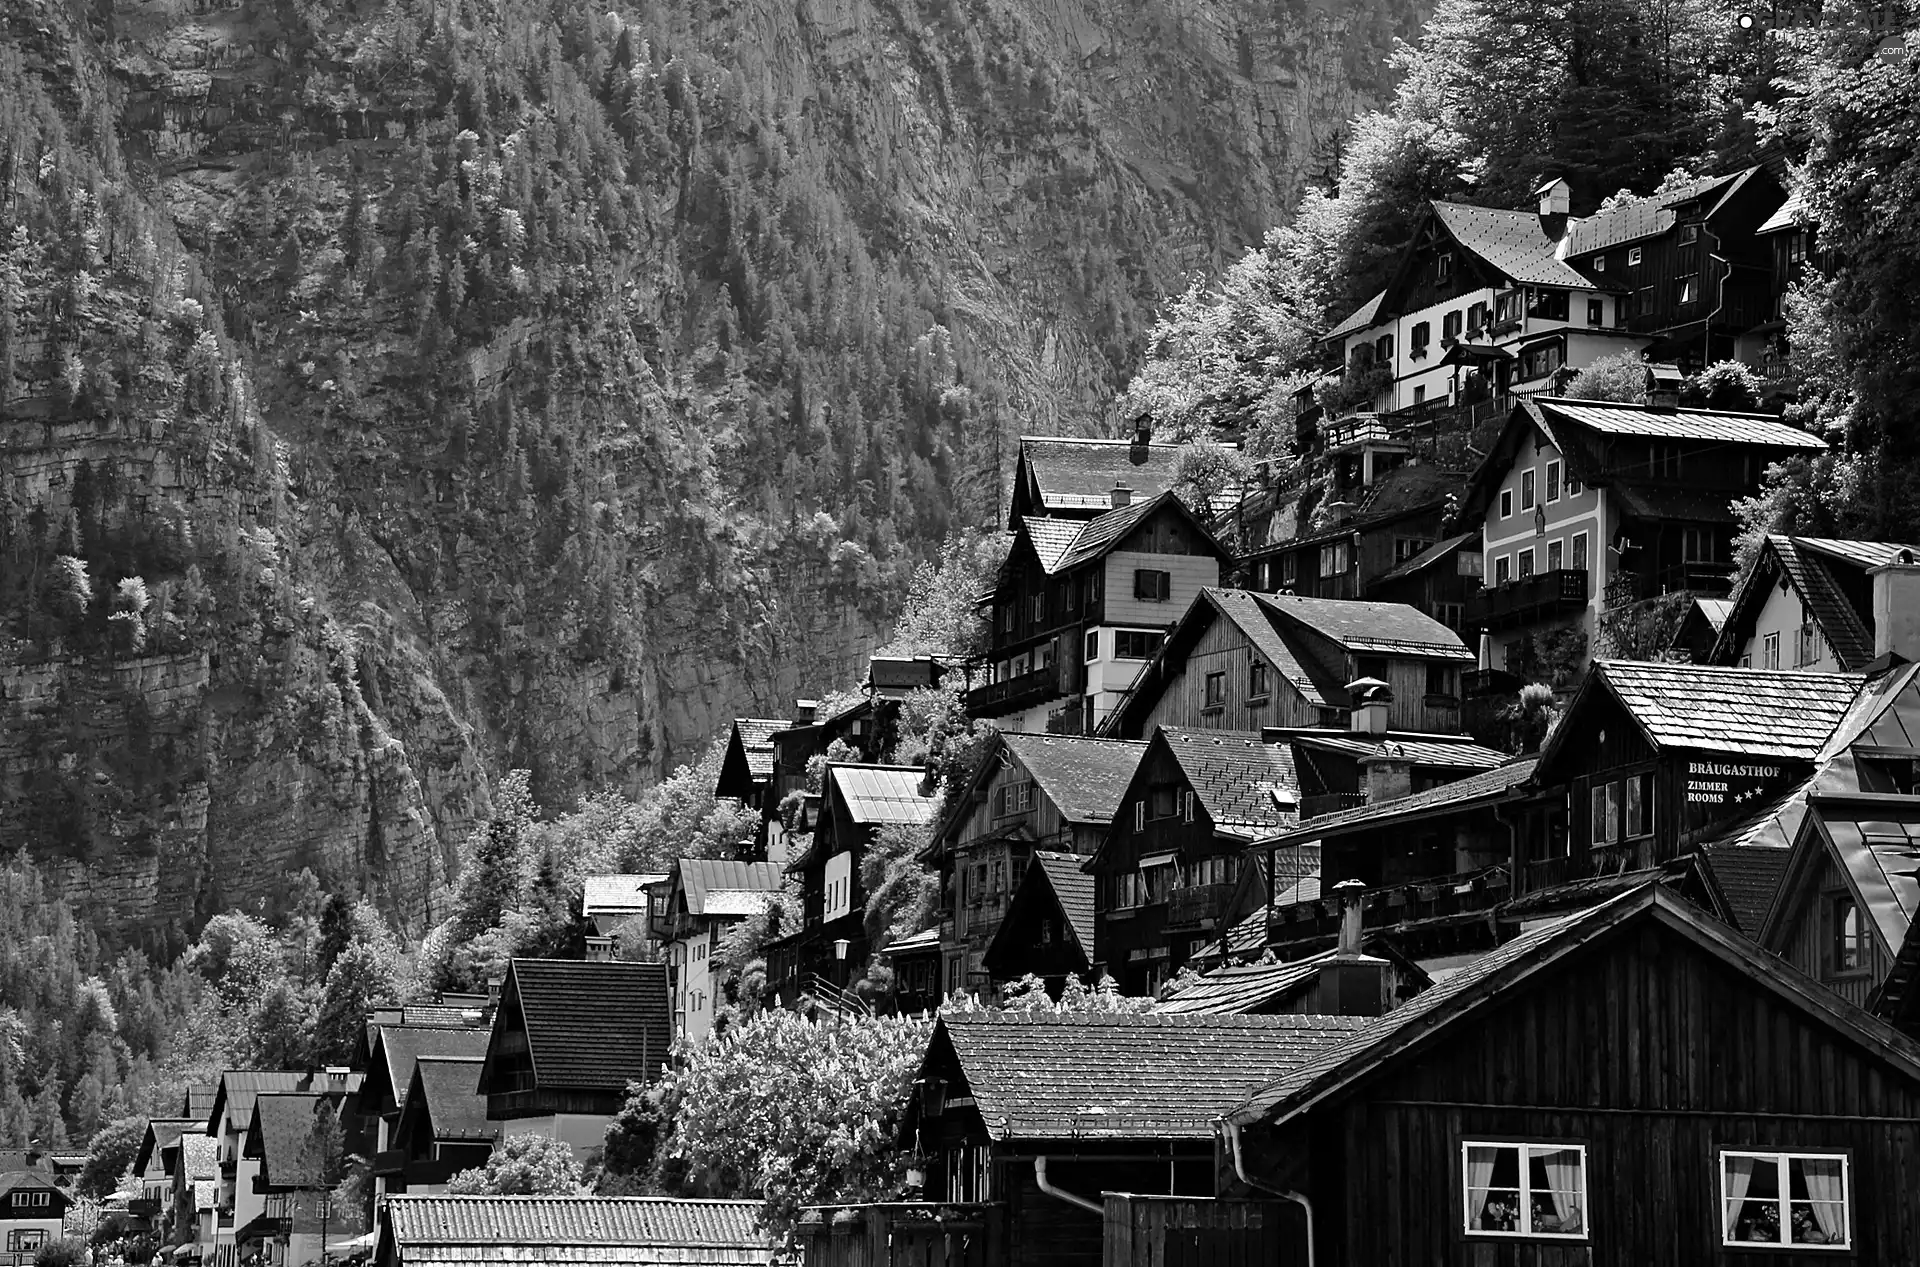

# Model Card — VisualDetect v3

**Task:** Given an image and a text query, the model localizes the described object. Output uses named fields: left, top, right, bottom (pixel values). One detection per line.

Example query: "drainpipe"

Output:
left=1221, top=1118, right=1315, bottom=1267
left=1033, top=1156, right=1103, bottom=1215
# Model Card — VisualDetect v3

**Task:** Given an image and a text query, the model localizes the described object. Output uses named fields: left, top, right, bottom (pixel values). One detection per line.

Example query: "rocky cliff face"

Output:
left=0, top=0, right=1425, bottom=937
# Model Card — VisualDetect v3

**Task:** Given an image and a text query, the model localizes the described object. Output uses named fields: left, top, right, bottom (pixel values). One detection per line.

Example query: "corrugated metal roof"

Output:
left=828, top=764, right=935, bottom=826
left=678, top=860, right=784, bottom=917
left=583, top=875, right=666, bottom=916
left=1537, top=399, right=1827, bottom=448
left=1595, top=660, right=1863, bottom=759
left=383, top=1197, right=773, bottom=1261
left=1432, top=203, right=1600, bottom=290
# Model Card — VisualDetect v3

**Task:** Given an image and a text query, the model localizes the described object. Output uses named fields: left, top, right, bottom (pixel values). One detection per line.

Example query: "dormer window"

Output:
left=1628, top=247, right=1644, bottom=267
left=1437, top=251, right=1454, bottom=280
left=1593, top=255, right=1607, bottom=273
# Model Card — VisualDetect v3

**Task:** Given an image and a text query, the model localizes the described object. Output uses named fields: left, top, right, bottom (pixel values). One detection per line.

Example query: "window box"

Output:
left=1463, top=1141, right=1588, bottom=1240
left=1721, top=1151, right=1849, bottom=1248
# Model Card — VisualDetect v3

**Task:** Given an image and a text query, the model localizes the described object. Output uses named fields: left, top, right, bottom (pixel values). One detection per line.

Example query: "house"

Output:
left=476, top=958, right=672, bottom=1158
left=649, top=858, right=786, bottom=1041
left=1221, top=884, right=1920, bottom=1264
left=1110, top=588, right=1476, bottom=739
left=1459, top=395, right=1825, bottom=684
left=1363, top=531, right=1485, bottom=632
left=1751, top=190, right=1818, bottom=395
left=713, top=717, right=786, bottom=814
left=873, top=926, right=944, bottom=1015
left=759, top=696, right=900, bottom=863
left=1085, top=727, right=1305, bottom=994
left=239, top=1092, right=358, bottom=1267
left=874, top=1011, right=1369, bottom=1267
left=361, top=1025, right=490, bottom=1199
left=968, top=489, right=1230, bottom=734
left=388, top=1057, right=496, bottom=1194
left=131, top=1118, right=196, bottom=1223
left=1005, top=432, right=1191, bottom=525
left=765, top=764, right=935, bottom=1007
left=206, top=1069, right=363, bottom=1267
left=168, top=1131, right=219, bottom=1255
left=375, top=1195, right=775, bottom=1267
left=922, top=731, right=1144, bottom=995
left=1667, top=594, right=1733, bottom=663
left=1268, top=725, right=1509, bottom=820
left=980, top=850, right=1099, bottom=994
left=581, top=873, right=667, bottom=961
left=0, top=1170, right=66, bottom=1264
left=865, top=653, right=946, bottom=698
left=1711, top=536, right=1920, bottom=672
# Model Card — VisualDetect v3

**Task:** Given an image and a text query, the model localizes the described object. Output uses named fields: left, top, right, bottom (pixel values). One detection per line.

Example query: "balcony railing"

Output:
left=1522, top=841, right=1647, bottom=893
left=1603, top=561, right=1737, bottom=609
left=1266, top=865, right=1510, bottom=948
left=1467, top=569, right=1589, bottom=632
left=1166, top=882, right=1237, bottom=930
left=1298, top=792, right=1367, bottom=820
left=964, top=665, right=1066, bottom=718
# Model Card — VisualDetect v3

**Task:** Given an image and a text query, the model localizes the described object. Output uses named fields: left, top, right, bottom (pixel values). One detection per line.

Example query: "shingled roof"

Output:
left=1160, top=728, right=1301, bottom=839
left=731, top=718, right=783, bottom=778
left=1034, top=851, right=1096, bottom=952
left=1533, top=399, right=1825, bottom=449
left=1320, top=289, right=1386, bottom=343
left=1257, top=592, right=1475, bottom=660
left=208, top=1071, right=330, bottom=1134
left=1715, top=536, right=1920, bottom=670
left=1013, top=436, right=1188, bottom=520
left=1699, top=844, right=1795, bottom=935
left=1258, top=757, right=1538, bottom=848
left=247, top=1093, right=339, bottom=1189
left=927, top=1012, right=1368, bottom=1141
left=400, top=1056, right=494, bottom=1146
left=484, top=960, right=672, bottom=1096
left=1431, top=203, right=1599, bottom=291
left=1153, top=958, right=1323, bottom=1014
left=1581, top=660, right=1864, bottom=760
left=133, top=1119, right=197, bottom=1178
left=364, top=1025, right=491, bottom=1118
left=1002, top=733, right=1146, bottom=824
left=380, top=1196, right=774, bottom=1266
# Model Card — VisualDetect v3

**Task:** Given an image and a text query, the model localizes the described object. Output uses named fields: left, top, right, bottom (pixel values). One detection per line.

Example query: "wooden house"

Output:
left=0, top=1170, right=66, bottom=1264
left=388, top=1057, right=495, bottom=1194
left=650, top=858, right=785, bottom=1041
left=1460, top=396, right=1825, bottom=686
left=1222, top=884, right=1920, bottom=1265
left=765, top=764, right=935, bottom=1007
left=1668, top=595, right=1733, bottom=663
left=1751, top=191, right=1817, bottom=396
left=1711, top=536, right=1920, bottom=672
left=1086, top=727, right=1304, bottom=994
left=713, top=717, right=784, bottom=812
left=922, top=731, right=1144, bottom=995
left=969, top=490, right=1229, bottom=735
left=882, top=1012, right=1367, bottom=1267
left=131, top=1117, right=196, bottom=1224
left=477, top=958, right=672, bottom=1159
left=581, top=873, right=666, bottom=962
left=377, top=1195, right=774, bottom=1267
left=1363, top=530, right=1484, bottom=633
left=207, top=1070, right=360, bottom=1266
left=1233, top=465, right=1464, bottom=611
left=873, top=927, right=943, bottom=1015
left=759, top=697, right=900, bottom=863
left=1006, top=432, right=1191, bottom=525
left=1110, top=588, right=1475, bottom=739
left=362, top=1025, right=490, bottom=1201
left=980, top=850, right=1098, bottom=994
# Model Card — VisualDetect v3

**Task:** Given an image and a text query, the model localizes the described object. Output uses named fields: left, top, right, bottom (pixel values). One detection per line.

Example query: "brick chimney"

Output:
left=1346, top=678, right=1393, bottom=736
left=1870, top=550, right=1920, bottom=663
left=1111, top=481, right=1133, bottom=509
left=1319, top=879, right=1393, bottom=1016
left=1361, top=742, right=1414, bottom=804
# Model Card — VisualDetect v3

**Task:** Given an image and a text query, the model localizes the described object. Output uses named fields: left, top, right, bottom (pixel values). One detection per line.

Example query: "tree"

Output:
left=877, top=529, right=1005, bottom=660
left=446, top=1134, right=583, bottom=1195
left=312, top=902, right=406, bottom=1063
left=77, top=1114, right=145, bottom=1198
left=637, top=1010, right=929, bottom=1234
left=1683, top=360, right=1763, bottom=411
left=1567, top=351, right=1648, bottom=401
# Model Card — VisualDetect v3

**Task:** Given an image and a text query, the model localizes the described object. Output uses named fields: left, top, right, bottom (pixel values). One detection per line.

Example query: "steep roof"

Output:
left=730, top=718, right=784, bottom=779
left=1207, top=589, right=1348, bottom=708
left=1692, top=596, right=1734, bottom=633
left=1053, top=491, right=1224, bottom=573
left=1286, top=731, right=1509, bottom=771
left=1022, top=516, right=1083, bottom=571
left=1014, top=436, right=1189, bottom=519
left=488, top=960, right=672, bottom=1094
left=1256, top=592, right=1475, bottom=660
left=1579, top=660, right=1864, bottom=760
left=1320, top=289, right=1386, bottom=343
left=1160, top=728, right=1301, bottom=838
left=1757, top=188, right=1812, bottom=235
left=208, top=1071, right=320, bottom=1133
left=1034, top=850, right=1097, bottom=952
left=1771, top=536, right=1879, bottom=669
left=248, top=1093, right=338, bottom=1189
left=1257, top=757, right=1538, bottom=848
left=583, top=874, right=664, bottom=917
left=1431, top=202, right=1599, bottom=290
left=182, top=1084, right=217, bottom=1120
left=176, top=1133, right=218, bottom=1183
left=1228, top=885, right=1920, bottom=1126
left=1563, top=172, right=1749, bottom=256
left=1001, top=733, right=1146, bottom=824
left=678, top=859, right=785, bottom=917
left=134, top=1119, right=197, bottom=1177
left=1372, top=531, right=1479, bottom=587
left=930, top=1012, right=1368, bottom=1141
left=828, top=764, right=936, bottom=826
left=1813, top=808, right=1920, bottom=957
left=366, top=1025, right=491, bottom=1117
left=1531, top=398, right=1826, bottom=449
left=380, top=1196, right=774, bottom=1266
left=1699, top=843, right=1795, bottom=935
left=406, top=1056, right=493, bottom=1144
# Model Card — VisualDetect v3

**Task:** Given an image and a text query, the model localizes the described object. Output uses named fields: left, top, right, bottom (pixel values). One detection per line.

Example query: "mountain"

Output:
left=0, top=0, right=1425, bottom=938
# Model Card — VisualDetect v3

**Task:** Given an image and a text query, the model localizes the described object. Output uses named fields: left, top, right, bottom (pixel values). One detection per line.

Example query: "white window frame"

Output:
left=1719, top=1150, right=1850, bottom=1249
left=1546, top=460, right=1562, bottom=503
left=1571, top=531, right=1589, bottom=572
left=1763, top=631, right=1782, bottom=670
left=1521, top=469, right=1536, bottom=511
left=1628, top=246, right=1643, bottom=266
left=1500, top=489, right=1513, bottom=519
left=1461, top=1141, right=1589, bottom=1241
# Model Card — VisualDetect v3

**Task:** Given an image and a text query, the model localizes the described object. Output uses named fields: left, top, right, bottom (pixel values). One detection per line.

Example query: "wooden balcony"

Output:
left=1522, top=841, right=1647, bottom=893
left=1603, top=561, right=1736, bottom=609
left=964, top=665, right=1066, bottom=719
left=1266, top=865, right=1510, bottom=948
left=797, top=1203, right=1007, bottom=1267
left=1166, top=881, right=1237, bottom=930
left=1467, top=569, right=1589, bottom=632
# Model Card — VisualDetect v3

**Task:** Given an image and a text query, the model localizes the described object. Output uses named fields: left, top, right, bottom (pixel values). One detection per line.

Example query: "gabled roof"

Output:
left=1000, top=733, right=1147, bottom=824
left=1319, top=289, right=1386, bottom=344
left=1713, top=536, right=1920, bottom=670
left=1256, top=757, right=1537, bottom=848
left=1256, top=592, right=1475, bottom=661
left=175, top=1133, right=218, bottom=1183
left=1022, top=516, right=1083, bottom=571
left=1558, top=660, right=1864, bottom=761
left=1430, top=202, right=1600, bottom=291
left=1563, top=170, right=1754, bottom=256
left=1371, top=531, right=1479, bottom=588
left=247, top=1093, right=339, bottom=1189
left=402, top=1056, right=494, bottom=1145
left=1692, top=596, right=1734, bottom=634
left=925, top=1012, right=1368, bottom=1141
left=483, top=960, right=672, bottom=1096
left=182, top=1084, right=217, bottom=1120
left=1698, top=843, right=1794, bottom=935
left=1757, top=188, right=1812, bottom=236
left=724, top=718, right=784, bottom=781
left=380, top=1196, right=774, bottom=1266
left=982, top=850, right=1097, bottom=979
left=1159, top=727, right=1301, bottom=838
left=1014, top=491, right=1229, bottom=578
left=1228, top=885, right=1920, bottom=1126
left=583, top=874, right=665, bottom=918
left=1012, top=436, right=1189, bottom=522
left=1532, top=398, right=1826, bottom=448
left=1808, top=807, right=1920, bottom=955
left=134, top=1119, right=198, bottom=1177
left=0, top=1172, right=65, bottom=1206
left=208, top=1071, right=324, bottom=1134
left=364, top=1025, right=491, bottom=1118
left=1206, top=589, right=1349, bottom=708
left=1035, top=850, right=1097, bottom=952
left=676, top=858, right=785, bottom=917
left=827, top=764, right=936, bottom=826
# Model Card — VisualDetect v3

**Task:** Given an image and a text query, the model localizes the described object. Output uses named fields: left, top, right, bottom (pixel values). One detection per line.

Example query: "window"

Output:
left=1651, top=444, right=1683, bottom=480
left=1443, top=310, right=1463, bottom=340
left=1678, top=277, right=1699, bottom=305
left=1527, top=288, right=1569, bottom=321
left=1411, top=321, right=1431, bottom=358
left=1395, top=537, right=1432, bottom=562
left=1495, top=555, right=1512, bottom=585
left=999, top=604, right=1014, bottom=632
left=1467, top=301, right=1489, bottom=332
left=1115, top=629, right=1164, bottom=660
left=1517, top=548, right=1535, bottom=579
left=1437, top=251, right=1454, bottom=280
left=1546, top=460, right=1561, bottom=502
left=1789, top=231, right=1810, bottom=266
left=1572, top=532, right=1589, bottom=570
left=1797, top=620, right=1824, bottom=667
left=1435, top=601, right=1464, bottom=629
left=1086, top=629, right=1100, bottom=662
left=1458, top=551, right=1484, bottom=578
left=995, top=782, right=1034, bottom=818
left=1319, top=540, right=1351, bottom=577
left=1463, top=1142, right=1588, bottom=1239
left=1833, top=897, right=1869, bottom=973
left=1520, top=339, right=1565, bottom=381
left=1249, top=659, right=1269, bottom=699
left=1204, top=671, right=1227, bottom=708
left=1029, top=592, right=1045, bottom=624
left=1280, top=553, right=1297, bottom=585
left=1587, top=298, right=1604, bottom=325
left=1085, top=570, right=1102, bottom=605
left=1133, top=801, right=1145, bottom=832
left=1521, top=470, right=1536, bottom=511
left=1494, top=289, right=1524, bottom=325
left=1426, top=663, right=1457, bottom=698
left=1375, top=333, right=1394, bottom=363
left=1625, top=773, right=1649, bottom=838
left=1133, top=569, right=1171, bottom=601
left=1628, top=246, right=1643, bottom=266
left=1593, top=254, right=1607, bottom=273
left=1414, top=385, right=1426, bottom=405
left=1763, top=631, right=1782, bottom=670
left=1500, top=489, right=1513, bottom=519
left=1183, top=791, right=1197, bottom=823
left=1721, top=1151, right=1849, bottom=1248
left=8, top=1231, right=48, bottom=1253
left=1547, top=539, right=1564, bottom=571
left=1150, top=786, right=1180, bottom=819
left=1592, top=782, right=1620, bottom=845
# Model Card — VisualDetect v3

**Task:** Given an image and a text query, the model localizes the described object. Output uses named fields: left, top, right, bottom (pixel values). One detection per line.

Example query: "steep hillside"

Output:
left=0, top=0, right=1425, bottom=936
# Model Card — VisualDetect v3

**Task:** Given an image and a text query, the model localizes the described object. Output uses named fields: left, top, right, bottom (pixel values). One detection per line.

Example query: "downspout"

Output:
left=1033, top=1156, right=1103, bottom=1215
left=1221, top=1117, right=1315, bottom=1267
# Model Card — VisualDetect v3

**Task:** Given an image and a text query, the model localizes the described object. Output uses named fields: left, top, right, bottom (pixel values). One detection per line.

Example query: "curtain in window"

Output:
left=1798, top=1157, right=1846, bottom=1241
left=1723, top=1154, right=1757, bottom=1239
left=1540, top=1148, right=1584, bottom=1231
left=1464, top=1146, right=1496, bottom=1227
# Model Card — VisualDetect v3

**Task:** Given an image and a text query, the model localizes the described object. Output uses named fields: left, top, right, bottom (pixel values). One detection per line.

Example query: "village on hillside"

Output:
left=10, top=168, right=1920, bottom=1267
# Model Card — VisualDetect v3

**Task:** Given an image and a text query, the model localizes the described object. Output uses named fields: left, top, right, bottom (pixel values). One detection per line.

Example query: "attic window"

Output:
left=1437, top=252, right=1454, bottom=280
left=1832, top=897, right=1869, bottom=974
left=1593, top=255, right=1607, bottom=273
left=1628, top=247, right=1644, bottom=266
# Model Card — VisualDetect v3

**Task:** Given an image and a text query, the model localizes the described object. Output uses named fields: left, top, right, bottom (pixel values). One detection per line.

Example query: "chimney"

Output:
left=1320, top=880, right=1393, bottom=1016
left=1346, top=678, right=1393, bottom=736
left=1130, top=414, right=1153, bottom=461
left=486, top=974, right=504, bottom=1015
left=793, top=698, right=818, bottom=726
left=1643, top=362, right=1683, bottom=411
left=1870, top=551, right=1920, bottom=663
left=1111, top=481, right=1133, bottom=509
left=1361, top=742, right=1414, bottom=805
left=323, top=1065, right=350, bottom=1091
left=1536, top=176, right=1571, bottom=239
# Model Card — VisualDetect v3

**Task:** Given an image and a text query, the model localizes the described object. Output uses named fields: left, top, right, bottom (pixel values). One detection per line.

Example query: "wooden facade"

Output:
left=1767, top=847, right=1891, bottom=1011
left=1143, top=605, right=1323, bottom=733
left=1231, top=890, right=1920, bottom=1266
left=1102, top=1195, right=1305, bottom=1267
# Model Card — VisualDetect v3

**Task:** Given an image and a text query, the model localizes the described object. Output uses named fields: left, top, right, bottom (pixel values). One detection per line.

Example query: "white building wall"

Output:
left=501, top=1113, right=613, bottom=1159
left=1102, top=552, right=1217, bottom=627
left=1740, top=578, right=1842, bottom=671
left=1480, top=433, right=1609, bottom=670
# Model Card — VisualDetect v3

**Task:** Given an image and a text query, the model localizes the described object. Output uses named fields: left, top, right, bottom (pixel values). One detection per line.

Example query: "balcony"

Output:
left=1522, top=841, right=1647, bottom=893
left=1298, top=792, right=1366, bottom=820
left=1603, top=561, right=1737, bottom=609
left=1466, top=569, right=1589, bottom=632
left=1463, top=667, right=1526, bottom=700
left=797, top=1203, right=1006, bottom=1267
left=372, top=1149, right=408, bottom=1177
left=1166, top=882, right=1237, bottom=930
left=1266, top=865, right=1510, bottom=948
left=964, top=665, right=1066, bottom=719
